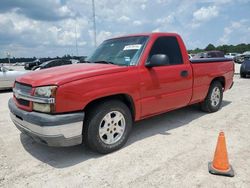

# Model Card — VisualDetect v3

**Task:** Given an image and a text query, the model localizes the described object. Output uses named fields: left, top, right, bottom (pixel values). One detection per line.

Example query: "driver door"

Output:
left=139, top=36, right=193, bottom=117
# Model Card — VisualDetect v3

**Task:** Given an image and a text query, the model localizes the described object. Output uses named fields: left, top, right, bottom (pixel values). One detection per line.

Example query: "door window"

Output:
left=148, top=36, right=183, bottom=65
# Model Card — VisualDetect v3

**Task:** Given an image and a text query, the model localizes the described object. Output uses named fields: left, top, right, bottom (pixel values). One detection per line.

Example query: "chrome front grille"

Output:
left=15, top=82, right=32, bottom=94
left=14, top=82, right=32, bottom=107
left=13, top=83, right=55, bottom=104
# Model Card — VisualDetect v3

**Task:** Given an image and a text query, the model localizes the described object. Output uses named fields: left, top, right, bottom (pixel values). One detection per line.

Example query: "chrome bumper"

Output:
left=8, top=98, right=84, bottom=147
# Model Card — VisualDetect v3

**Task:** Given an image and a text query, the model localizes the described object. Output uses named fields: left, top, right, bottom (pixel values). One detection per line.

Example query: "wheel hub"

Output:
left=211, top=87, right=221, bottom=107
left=99, top=111, right=126, bottom=145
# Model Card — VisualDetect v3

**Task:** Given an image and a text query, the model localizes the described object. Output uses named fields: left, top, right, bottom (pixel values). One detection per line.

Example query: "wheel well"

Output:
left=211, top=77, right=225, bottom=89
left=84, top=94, right=135, bottom=120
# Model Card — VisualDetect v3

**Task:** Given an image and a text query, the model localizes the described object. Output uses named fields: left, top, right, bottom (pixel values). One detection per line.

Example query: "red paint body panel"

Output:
left=16, top=64, right=128, bottom=86
left=190, top=62, right=234, bottom=104
left=55, top=66, right=142, bottom=120
left=138, top=64, right=193, bottom=117
left=14, top=33, right=234, bottom=121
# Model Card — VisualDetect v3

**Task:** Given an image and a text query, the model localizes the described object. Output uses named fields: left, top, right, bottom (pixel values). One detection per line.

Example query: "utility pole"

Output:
left=92, top=0, right=97, bottom=47
left=75, top=19, right=79, bottom=56
left=6, top=52, right=11, bottom=65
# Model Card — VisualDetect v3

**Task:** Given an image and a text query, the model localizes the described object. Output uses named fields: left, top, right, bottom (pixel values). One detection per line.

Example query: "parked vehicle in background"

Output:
left=32, top=59, right=73, bottom=70
left=188, top=54, right=194, bottom=59
left=234, top=54, right=244, bottom=63
left=24, top=59, right=42, bottom=70
left=234, top=51, right=250, bottom=64
left=225, top=53, right=240, bottom=59
left=0, top=64, right=28, bottom=90
left=240, top=56, right=250, bottom=78
left=192, top=51, right=224, bottom=59
left=70, top=59, right=80, bottom=64
left=8, top=32, right=234, bottom=154
left=242, top=51, right=250, bottom=60
left=243, top=51, right=250, bottom=56
left=79, top=56, right=88, bottom=63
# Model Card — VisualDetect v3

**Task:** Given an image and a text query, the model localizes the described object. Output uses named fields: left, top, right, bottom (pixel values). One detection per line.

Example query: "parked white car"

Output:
left=225, top=53, right=240, bottom=58
left=0, top=65, right=28, bottom=90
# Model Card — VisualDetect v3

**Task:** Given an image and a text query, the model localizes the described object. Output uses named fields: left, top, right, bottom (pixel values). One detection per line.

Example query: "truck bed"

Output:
left=190, top=57, right=233, bottom=63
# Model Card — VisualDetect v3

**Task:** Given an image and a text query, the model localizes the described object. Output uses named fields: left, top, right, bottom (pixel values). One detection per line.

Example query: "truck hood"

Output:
left=16, top=63, right=128, bottom=87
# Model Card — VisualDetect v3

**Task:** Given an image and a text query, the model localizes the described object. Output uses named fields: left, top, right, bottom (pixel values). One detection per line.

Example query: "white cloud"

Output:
left=191, top=6, right=219, bottom=28
left=193, top=6, right=219, bottom=22
left=0, top=0, right=250, bottom=57
left=156, top=15, right=175, bottom=25
left=219, top=19, right=250, bottom=44
left=117, top=16, right=130, bottom=22
left=133, top=20, right=143, bottom=26
left=88, top=30, right=114, bottom=46
left=96, top=31, right=112, bottom=45
left=0, top=0, right=75, bottom=21
left=141, top=4, right=146, bottom=10
left=156, top=0, right=173, bottom=3
left=152, top=28, right=161, bottom=32
left=0, top=11, right=89, bottom=57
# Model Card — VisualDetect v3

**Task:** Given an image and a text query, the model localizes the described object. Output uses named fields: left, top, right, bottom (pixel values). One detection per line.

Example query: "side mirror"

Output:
left=146, top=54, right=169, bottom=68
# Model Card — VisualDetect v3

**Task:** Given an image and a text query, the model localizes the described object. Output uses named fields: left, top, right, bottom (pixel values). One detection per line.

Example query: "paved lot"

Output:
left=0, top=75, right=250, bottom=187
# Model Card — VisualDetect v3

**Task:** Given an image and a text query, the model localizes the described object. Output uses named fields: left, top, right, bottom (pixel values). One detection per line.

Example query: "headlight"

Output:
left=34, top=86, right=57, bottom=98
left=33, top=86, right=57, bottom=113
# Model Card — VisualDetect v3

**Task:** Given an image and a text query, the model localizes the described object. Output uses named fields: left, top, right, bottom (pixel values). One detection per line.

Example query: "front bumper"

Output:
left=8, top=98, right=84, bottom=147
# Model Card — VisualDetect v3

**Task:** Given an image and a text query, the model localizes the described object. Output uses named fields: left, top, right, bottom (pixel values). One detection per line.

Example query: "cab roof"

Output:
left=108, top=32, right=180, bottom=40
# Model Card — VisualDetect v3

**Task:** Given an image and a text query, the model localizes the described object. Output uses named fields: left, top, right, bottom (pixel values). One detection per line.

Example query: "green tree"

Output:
left=205, top=44, right=216, bottom=51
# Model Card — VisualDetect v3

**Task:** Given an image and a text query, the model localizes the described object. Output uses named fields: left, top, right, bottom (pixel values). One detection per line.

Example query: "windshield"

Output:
left=87, top=36, right=148, bottom=66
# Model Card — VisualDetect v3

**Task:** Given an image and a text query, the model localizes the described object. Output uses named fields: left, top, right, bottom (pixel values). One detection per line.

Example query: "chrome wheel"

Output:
left=99, top=111, right=126, bottom=145
left=210, top=87, right=221, bottom=107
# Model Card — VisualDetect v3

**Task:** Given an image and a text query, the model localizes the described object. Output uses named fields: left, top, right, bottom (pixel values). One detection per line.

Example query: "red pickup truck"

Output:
left=9, top=33, right=234, bottom=153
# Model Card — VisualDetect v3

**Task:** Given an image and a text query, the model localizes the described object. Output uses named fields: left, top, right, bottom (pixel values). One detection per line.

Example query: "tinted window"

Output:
left=148, top=36, right=183, bottom=65
left=48, top=60, right=58, bottom=67
left=61, top=60, right=72, bottom=65
left=58, top=60, right=64, bottom=66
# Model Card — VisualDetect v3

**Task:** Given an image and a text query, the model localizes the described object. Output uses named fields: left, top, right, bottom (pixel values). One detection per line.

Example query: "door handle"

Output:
left=180, top=70, right=189, bottom=77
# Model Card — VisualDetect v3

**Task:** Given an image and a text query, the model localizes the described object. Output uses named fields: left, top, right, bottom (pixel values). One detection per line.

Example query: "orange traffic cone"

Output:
left=208, top=132, right=234, bottom=177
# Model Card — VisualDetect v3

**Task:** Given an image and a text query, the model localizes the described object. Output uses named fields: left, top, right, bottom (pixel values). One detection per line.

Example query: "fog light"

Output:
left=33, top=103, right=52, bottom=113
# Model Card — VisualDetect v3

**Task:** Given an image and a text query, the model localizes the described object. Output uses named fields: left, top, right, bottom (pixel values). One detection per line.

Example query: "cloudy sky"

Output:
left=0, top=0, right=250, bottom=58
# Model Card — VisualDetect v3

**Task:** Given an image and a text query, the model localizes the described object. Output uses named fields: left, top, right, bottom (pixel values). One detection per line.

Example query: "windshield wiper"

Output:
left=94, top=60, right=115, bottom=65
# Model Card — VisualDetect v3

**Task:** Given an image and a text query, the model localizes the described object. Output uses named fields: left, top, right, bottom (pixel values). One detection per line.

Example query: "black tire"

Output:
left=200, top=81, right=223, bottom=113
left=83, top=100, right=132, bottom=154
left=240, top=73, right=246, bottom=78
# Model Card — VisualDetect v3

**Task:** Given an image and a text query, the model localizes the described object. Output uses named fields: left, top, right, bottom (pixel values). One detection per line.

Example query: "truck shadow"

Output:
left=20, top=100, right=231, bottom=168
left=0, top=89, right=12, bottom=93
left=128, top=101, right=231, bottom=145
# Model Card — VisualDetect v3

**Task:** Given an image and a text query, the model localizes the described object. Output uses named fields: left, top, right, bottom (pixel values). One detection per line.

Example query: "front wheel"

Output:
left=201, top=81, right=223, bottom=113
left=83, top=100, right=132, bottom=154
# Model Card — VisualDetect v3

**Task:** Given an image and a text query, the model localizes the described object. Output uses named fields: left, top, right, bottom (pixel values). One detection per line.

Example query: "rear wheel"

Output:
left=201, top=81, right=223, bottom=113
left=83, top=100, right=132, bottom=154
